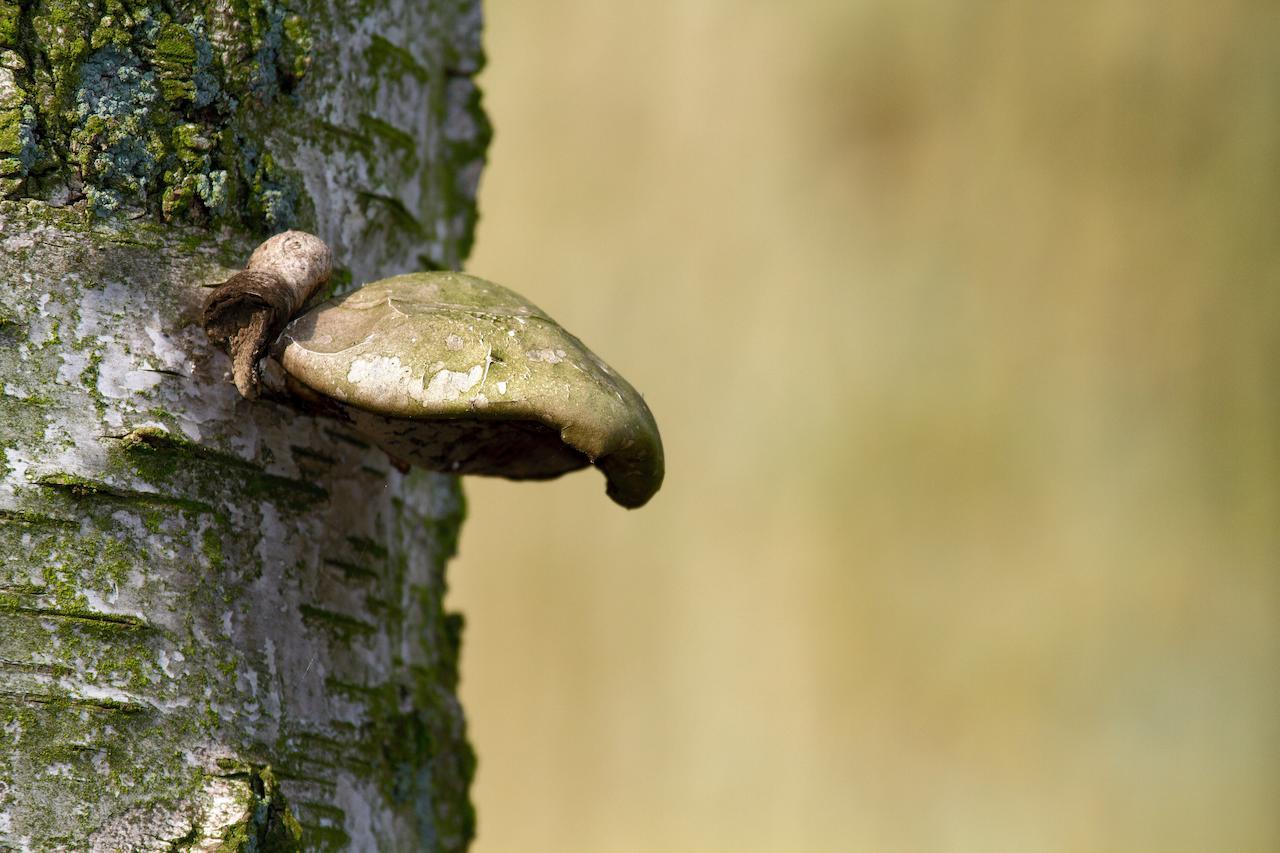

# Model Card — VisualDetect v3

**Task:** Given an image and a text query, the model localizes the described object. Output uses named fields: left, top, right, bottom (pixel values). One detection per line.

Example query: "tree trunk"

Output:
left=0, top=0, right=488, bottom=848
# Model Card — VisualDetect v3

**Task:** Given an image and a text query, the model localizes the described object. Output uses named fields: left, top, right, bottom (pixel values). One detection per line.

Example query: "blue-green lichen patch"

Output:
left=8, top=0, right=312, bottom=229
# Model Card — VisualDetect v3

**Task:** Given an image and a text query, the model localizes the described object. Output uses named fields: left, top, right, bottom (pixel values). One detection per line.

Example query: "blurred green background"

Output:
left=449, top=2, right=1280, bottom=851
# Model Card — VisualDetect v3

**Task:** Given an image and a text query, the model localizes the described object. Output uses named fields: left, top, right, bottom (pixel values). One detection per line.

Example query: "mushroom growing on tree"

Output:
left=205, top=231, right=664, bottom=508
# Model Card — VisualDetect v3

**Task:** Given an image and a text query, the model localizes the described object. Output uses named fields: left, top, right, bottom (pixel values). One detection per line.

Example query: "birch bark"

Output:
left=0, top=0, right=488, bottom=848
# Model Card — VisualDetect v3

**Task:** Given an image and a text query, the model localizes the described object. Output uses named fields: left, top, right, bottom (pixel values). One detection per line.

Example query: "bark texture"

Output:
left=0, top=0, right=487, bottom=848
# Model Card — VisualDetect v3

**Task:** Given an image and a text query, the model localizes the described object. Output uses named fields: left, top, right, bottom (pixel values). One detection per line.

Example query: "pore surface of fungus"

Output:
left=205, top=233, right=663, bottom=508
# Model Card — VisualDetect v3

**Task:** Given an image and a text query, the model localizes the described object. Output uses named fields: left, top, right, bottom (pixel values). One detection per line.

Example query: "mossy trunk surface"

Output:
left=0, top=0, right=488, bottom=849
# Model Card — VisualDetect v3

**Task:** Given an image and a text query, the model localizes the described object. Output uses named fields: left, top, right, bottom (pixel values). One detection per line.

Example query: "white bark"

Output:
left=0, top=0, right=486, bottom=848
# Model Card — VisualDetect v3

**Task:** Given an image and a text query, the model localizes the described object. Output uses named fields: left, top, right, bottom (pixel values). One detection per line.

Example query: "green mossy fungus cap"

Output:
left=275, top=272, right=664, bottom=508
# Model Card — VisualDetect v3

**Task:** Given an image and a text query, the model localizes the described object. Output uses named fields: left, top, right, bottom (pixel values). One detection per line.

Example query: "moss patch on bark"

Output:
left=1, top=0, right=491, bottom=283
left=1, top=0, right=313, bottom=229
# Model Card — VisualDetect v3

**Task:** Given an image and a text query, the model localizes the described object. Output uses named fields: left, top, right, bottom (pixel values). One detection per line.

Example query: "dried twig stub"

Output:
left=203, top=231, right=332, bottom=398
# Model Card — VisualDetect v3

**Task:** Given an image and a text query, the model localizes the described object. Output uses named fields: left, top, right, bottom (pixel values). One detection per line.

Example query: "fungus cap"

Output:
left=274, top=272, right=664, bottom=508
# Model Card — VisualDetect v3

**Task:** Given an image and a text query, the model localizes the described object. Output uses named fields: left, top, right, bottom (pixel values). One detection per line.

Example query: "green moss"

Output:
left=31, top=1, right=94, bottom=114
left=153, top=23, right=199, bottom=103
left=364, top=684, right=476, bottom=850
left=0, top=508, right=75, bottom=528
left=358, top=113, right=417, bottom=156
left=0, top=3, right=18, bottom=46
left=117, top=425, right=328, bottom=511
left=345, top=534, right=389, bottom=560
left=202, top=527, right=225, bottom=571
left=299, top=604, right=377, bottom=640
left=142, top=509, right=164, bottom=533
left=356, top=190, right=424, bottom=236
left=9, top=0, right=314, bottom=230
left=94, top=537, right=135, bottom=587
left=0, top=106, right=27, bottom=160
left=35, top=471, right=115, bottom=499
left=366, top=34, right=430, bottom=86
left=81, top=350, right=104, bottom=414
left=315, top=119, right=373, bottom=159
left=0, top=597, right=150, bottom=631
left=35, top=470, right=221, bottom=519
left=218, top=767, right=304, bottom=852
left=280, top=14, right=313, bottom=82
left=0, top=83, right=37, bottom=184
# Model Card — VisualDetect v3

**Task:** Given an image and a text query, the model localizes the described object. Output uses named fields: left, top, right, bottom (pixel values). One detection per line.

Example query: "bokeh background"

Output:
left=449, top=2, right=1280, bottom=851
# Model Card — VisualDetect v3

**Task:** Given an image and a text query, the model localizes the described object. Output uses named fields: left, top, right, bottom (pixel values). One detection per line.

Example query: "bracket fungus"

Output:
left=204, top=232, right=664, bottom=508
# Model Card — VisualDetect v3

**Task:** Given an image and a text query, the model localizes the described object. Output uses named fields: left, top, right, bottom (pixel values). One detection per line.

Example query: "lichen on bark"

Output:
left=3, top=0, right=313, bottom=225
left=0, top=0, right=490, bottom=279
left=0, top=0, right=488, bottom=848
left=0, top=202, right=475, bottom=849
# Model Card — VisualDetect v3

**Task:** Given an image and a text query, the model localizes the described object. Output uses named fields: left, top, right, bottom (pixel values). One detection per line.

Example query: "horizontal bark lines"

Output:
left=0, top=204, right=473, bottom=849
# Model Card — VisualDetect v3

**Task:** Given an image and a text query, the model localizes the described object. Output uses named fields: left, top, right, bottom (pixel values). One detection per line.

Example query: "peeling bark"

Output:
left=0, top=0, right=486, bottom=848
